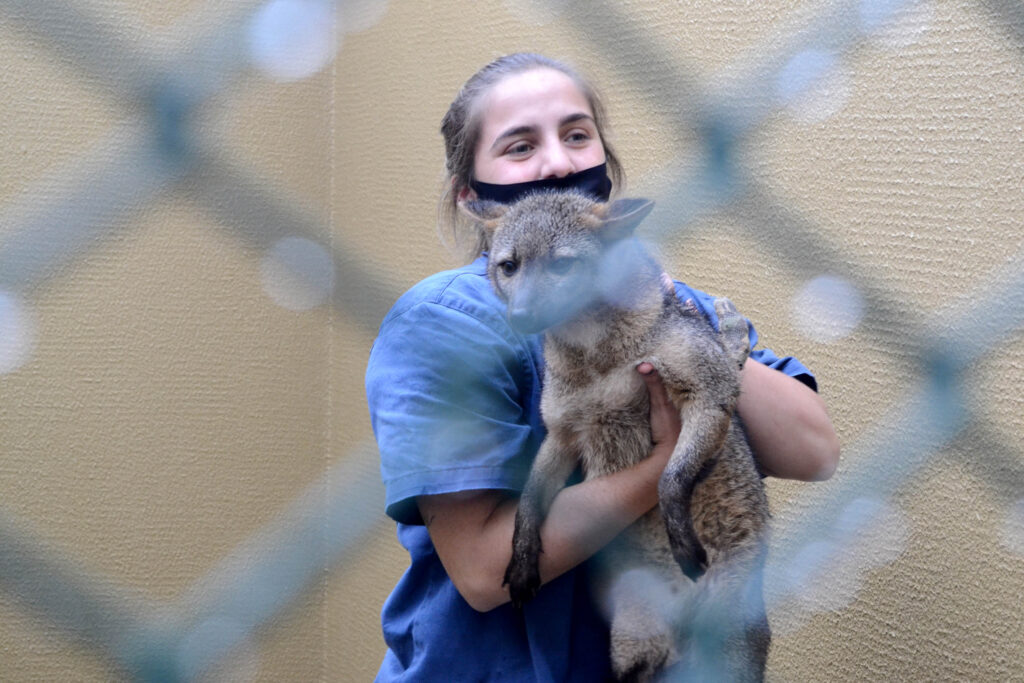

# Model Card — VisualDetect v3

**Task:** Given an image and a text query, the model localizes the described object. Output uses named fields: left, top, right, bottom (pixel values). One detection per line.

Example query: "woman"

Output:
left=366, top=53, right=839, bottom=681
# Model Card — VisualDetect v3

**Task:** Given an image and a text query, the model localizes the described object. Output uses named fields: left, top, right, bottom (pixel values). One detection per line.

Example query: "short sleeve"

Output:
left=673, top=281, right=818, bottom=392
left=366, top=300, right=542, bottom=525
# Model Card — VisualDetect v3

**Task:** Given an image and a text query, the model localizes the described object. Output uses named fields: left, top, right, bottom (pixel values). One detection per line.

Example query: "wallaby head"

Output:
left=461, top=191, right=656, bottom=334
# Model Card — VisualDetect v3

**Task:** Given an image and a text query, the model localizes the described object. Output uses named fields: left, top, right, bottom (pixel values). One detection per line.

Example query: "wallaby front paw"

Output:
left=503, top=553, right=541, bottom=608
left=673, top=543, right=708, bottom=582
left=659, top=495, right=707, bottom=581
left=713, top=297, right=750, bottom=369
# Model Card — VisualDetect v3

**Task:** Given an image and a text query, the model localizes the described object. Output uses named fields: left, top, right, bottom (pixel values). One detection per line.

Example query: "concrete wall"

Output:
left=1, top=0, right=1021, bottom=680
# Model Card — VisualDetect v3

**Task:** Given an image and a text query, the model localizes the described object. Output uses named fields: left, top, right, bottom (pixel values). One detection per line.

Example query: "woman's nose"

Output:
left=540, top=144, right=575, bottom=179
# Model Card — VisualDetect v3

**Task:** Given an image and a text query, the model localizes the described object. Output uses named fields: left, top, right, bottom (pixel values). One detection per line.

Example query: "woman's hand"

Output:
left=636, top=362, right=681, bottom=454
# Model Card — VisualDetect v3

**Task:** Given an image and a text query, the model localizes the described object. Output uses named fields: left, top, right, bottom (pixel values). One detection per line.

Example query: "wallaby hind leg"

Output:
left=713, top=297, right=750, bottom=370
left=734, top=558, right=770, bottom=682
left=607, top=568, right=679, bottom=683
left=685, top=612, right=767, bottom=682
left=682, top=544, right=770, bottom=682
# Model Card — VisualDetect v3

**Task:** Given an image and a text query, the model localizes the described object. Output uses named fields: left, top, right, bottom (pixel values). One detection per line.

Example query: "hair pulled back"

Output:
left=439, top=53, right=625, bottom=262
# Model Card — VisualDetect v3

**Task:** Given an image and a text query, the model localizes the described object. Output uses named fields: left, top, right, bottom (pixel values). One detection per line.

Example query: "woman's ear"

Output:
left=459, top=199, right=508, bottom=237
left=592, top=198, right=655, bottom=242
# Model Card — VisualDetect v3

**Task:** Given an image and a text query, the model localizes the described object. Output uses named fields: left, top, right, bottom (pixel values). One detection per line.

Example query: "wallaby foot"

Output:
left=608, top=569, right=678, bottom=682
left=612, top=641, right=670, bottom=683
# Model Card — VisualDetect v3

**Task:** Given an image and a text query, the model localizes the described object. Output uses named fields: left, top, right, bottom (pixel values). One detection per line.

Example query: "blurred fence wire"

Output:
left=0, top=0, right=1022, bottom=680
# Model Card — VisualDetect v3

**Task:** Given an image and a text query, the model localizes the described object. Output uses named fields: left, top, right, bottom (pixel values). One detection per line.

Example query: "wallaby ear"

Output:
left=459, top=199, right=508, bottom=237
left=592, top=198, right=655, bottom=242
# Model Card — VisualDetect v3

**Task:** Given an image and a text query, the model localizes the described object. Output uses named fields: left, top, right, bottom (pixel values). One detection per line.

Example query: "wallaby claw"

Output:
left=677, top=545, right=708, bottom=582
left=503, top=554, right=541, bottom=608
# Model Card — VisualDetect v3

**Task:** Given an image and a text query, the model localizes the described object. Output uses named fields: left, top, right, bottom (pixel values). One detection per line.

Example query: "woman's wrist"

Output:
left=633, top=441, right=673, bottom=511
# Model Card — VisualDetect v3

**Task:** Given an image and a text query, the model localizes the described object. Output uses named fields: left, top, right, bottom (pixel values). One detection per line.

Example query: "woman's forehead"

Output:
left=477, top=68, right=594, bottom=132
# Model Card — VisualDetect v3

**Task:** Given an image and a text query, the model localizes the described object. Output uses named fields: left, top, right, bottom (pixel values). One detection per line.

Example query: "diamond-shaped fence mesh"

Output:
left=1, top=0, right=1022, bottom=680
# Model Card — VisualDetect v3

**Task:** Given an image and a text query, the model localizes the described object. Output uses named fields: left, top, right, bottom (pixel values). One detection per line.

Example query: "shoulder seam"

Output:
left=380, top=295, right=532, bottom=371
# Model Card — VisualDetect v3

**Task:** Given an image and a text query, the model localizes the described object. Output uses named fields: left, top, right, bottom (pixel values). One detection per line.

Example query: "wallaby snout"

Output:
left=506, top=272, right=592, bottom=334
left=507, top=304, right=546, bottom=335
left=503, top=273, right=554, bottom=334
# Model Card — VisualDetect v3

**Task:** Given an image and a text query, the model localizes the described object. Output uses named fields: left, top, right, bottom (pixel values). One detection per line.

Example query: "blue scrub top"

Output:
left=365, top=255, right=815, bottom=682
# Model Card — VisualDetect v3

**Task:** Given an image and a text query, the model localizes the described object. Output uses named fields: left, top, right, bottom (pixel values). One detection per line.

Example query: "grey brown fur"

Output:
left=463, top=191, right=771, bottom=682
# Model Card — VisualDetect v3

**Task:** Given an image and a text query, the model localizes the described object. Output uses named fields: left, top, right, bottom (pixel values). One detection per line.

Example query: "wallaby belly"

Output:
left=545, top=365, right=691, bottom=587
left=542, top=363, right=654, bottom=477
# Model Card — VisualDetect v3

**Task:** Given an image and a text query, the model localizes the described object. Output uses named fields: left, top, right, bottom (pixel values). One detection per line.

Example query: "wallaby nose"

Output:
left=508, top=307, right=547, bottom=335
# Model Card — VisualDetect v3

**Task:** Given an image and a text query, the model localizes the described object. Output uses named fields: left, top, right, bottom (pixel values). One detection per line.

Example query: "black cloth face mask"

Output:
left=469, top=162, right=612, bottom=205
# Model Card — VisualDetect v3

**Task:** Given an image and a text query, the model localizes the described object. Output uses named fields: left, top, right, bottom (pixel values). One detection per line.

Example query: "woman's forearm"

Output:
left=737, top=359, right=840, bottom=481
left=419, top=444, right=671, bottom=612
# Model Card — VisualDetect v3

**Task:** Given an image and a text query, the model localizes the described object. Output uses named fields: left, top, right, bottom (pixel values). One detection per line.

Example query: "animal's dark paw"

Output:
left=614, top=657, right=662, bottom=683
left=503, top=553, right=541, bottom=608
left=611, top=633, right=672, bottom=683
left=674, top=543, right=708, bottom=582
left=660, top=493, right=709, bottom=581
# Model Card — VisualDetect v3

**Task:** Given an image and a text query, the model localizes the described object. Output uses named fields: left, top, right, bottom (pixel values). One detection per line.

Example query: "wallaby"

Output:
left=462, top=191, right=772, bottom=682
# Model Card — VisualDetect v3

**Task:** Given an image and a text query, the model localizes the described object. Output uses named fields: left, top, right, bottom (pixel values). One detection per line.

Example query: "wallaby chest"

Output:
left=540, top=356, right=654, bottom=476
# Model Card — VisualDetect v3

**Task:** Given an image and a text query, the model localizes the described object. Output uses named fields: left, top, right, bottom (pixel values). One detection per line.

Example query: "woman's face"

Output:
left=470, top=68, right=607, bottom=188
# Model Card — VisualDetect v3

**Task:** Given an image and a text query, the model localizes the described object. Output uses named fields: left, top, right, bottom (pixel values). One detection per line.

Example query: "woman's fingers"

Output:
left=637, top=363, right=681, bottom=448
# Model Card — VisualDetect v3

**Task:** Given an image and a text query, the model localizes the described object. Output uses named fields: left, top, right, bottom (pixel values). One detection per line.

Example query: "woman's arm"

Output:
left=421, top=359, right=839, bottom=612
left=737, top=359, right=840, bottom=481
left=419, top=365, right=678, bottom=613
left=667, top=280, right=838, bottom=482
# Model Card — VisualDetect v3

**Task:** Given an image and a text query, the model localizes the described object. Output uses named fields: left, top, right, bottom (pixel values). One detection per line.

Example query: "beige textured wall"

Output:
left=1, top=0, right=1022, bottom=681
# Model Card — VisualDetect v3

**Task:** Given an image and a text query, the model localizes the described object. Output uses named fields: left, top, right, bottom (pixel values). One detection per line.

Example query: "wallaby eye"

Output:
left=549, top=257, right=576, bottom=275
left=499, top=260, right=519, bottom=277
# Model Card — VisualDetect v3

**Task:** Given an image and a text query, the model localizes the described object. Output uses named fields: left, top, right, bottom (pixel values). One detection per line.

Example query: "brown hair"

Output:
left=439, top=53, right=625, bottom=262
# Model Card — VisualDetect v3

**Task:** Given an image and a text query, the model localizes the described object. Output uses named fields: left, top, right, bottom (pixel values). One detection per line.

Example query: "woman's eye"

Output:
left=500, top=260, right=518, bottom=276
left=565, top=130, right=591, bottom=144
left=505, top=142, right=532, bottom=156
left=549, top=257, right=575, bottom=275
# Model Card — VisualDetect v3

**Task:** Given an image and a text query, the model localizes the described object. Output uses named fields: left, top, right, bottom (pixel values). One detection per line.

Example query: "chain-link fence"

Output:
left=1, top=0, right=1022, bottom=680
